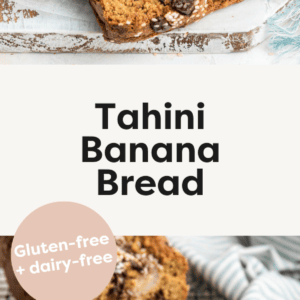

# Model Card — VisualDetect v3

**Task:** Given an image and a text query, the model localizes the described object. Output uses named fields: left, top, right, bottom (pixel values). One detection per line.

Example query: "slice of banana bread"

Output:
left=0, top=236, right=189, bottom=300
left=89, top=0, right=244, bottom=43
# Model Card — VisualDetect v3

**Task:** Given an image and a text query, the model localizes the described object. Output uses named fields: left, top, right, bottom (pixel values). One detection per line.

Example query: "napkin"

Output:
left=169, top=236, right=300, bottom=300
left=268, top=0, right=300, bottom=59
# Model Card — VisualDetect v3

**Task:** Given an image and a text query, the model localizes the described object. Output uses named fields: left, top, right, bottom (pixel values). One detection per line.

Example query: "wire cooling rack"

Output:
left=1, top=265, right=300, bottom=300
left=187, top=265, right=225, bottom=300
left=0, top=269, right=10, bottom=300
left=186, top=264, right=300, bottom=300
left=0, top=265, right=228, bottom=300
left=0, top=265, right=225, bottom=300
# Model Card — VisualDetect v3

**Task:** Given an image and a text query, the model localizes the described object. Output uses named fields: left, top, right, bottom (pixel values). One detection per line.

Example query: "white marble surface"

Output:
left=0, top=39, right=299, bottom=64
left=0, top=0, right=285, bottom=33
left=0, top=0, right=288, bottom=54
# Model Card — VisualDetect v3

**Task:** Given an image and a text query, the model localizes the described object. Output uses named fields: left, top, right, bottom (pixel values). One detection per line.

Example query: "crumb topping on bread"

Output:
left=96, top=236, right=189, bottom=300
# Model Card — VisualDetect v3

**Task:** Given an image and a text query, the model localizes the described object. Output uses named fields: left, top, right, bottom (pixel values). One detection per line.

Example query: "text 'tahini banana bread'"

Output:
left=89, top=0, right=244, bottom=43
left=0, top=236, right=189, bottom=300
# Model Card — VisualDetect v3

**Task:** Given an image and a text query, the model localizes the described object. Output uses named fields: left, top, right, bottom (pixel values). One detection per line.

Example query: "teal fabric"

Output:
left=268, top=0, right=300, bottom=58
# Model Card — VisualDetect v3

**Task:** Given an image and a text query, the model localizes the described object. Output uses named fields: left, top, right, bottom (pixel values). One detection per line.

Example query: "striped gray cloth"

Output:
left=169, top=237, right=300, bottom=300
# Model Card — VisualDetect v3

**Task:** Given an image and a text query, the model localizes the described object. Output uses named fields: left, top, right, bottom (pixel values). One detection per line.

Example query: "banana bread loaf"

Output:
left=0, top=236, right=189, bottom=300
left=89, top=0, right=244, bottom=43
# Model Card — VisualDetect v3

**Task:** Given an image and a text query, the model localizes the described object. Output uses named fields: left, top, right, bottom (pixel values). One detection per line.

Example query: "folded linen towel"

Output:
left=169, top=237, right=300, bottom=300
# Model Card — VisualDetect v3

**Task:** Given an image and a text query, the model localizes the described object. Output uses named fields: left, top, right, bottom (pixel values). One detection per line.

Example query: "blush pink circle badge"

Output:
left=11, top=202, right=117, bottom=300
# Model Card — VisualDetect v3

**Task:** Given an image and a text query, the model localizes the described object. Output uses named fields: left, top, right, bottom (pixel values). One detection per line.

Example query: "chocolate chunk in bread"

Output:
left=172, top=0, right=195, bottom=16
left=150, top=17, right=171, bottom=32
left=159, top=0, right=172, bottom=6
